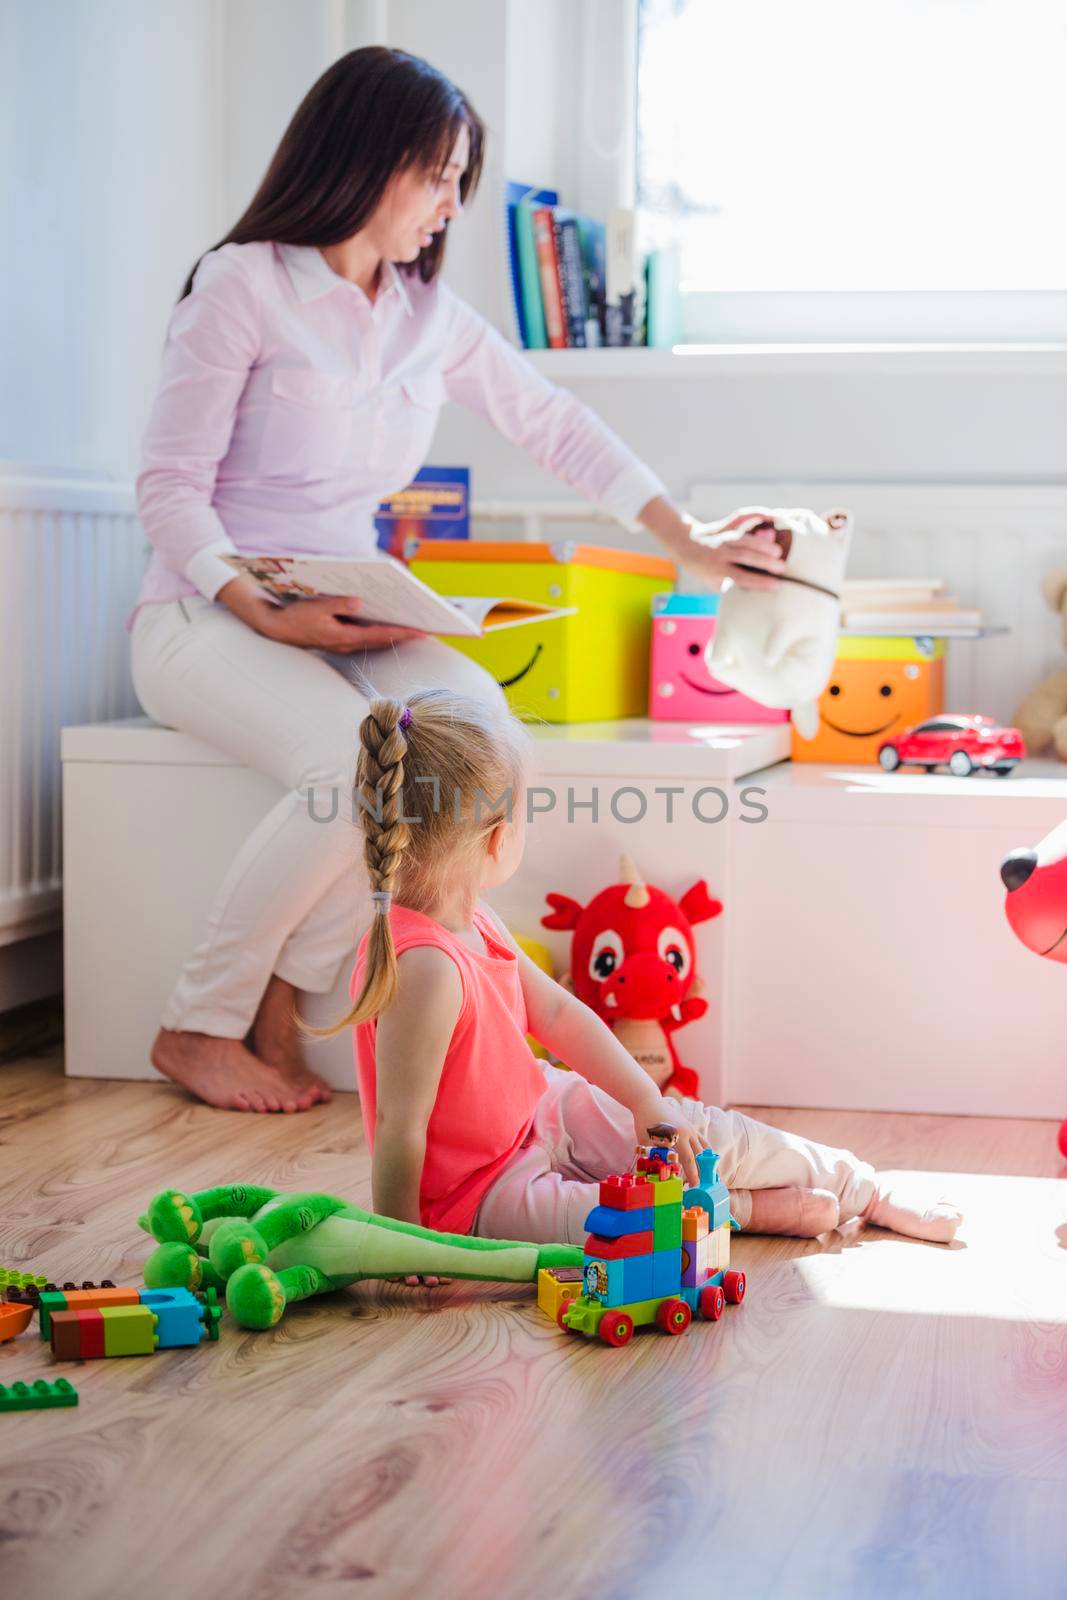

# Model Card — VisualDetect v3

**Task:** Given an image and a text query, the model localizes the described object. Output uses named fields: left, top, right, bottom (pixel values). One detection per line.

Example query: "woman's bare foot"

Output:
left=249, top=973, right=333, bottom=1110
left=150, top=1027, right=320, bottom=1113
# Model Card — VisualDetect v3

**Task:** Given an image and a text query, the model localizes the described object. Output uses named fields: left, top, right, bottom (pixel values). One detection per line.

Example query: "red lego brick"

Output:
left=583, top=1229, right=654, bottom=1260
left=75, top=1308, right=106, bottom=1359
left=599, top=1174, right=654, bottom=1210
left=635, top=1157, right=671, bottom=1179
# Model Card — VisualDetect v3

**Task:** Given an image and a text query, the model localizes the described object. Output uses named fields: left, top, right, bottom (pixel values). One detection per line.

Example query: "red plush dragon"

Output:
left=541, top=855, right=723, bottom=1098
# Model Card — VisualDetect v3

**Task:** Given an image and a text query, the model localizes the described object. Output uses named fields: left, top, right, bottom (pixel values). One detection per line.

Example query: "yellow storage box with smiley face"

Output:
left=791, top=635, right=947, bottom=763
left=408, top=540, right=675, bottom=724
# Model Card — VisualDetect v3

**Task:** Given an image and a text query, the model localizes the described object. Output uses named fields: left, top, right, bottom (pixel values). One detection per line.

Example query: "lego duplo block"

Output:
left=537, top=1267, right=583, bottom=1321
left=410, top=540, right=675, bottom=723
left=38, top=1286, right=140, bottom=1337
left=681, top=1234, right=712, bottom=1288
left=48, top=1311, right=87, bottom=1362
left=711, top=1194, right=732, bottom=1231
left=651, top=1175, right=684, bottom=1207
left=636, top=1156, right=672, bottom=1179
left=100, top=1305, right=159, bottom=1356
left=0, top=1378, right=78, bottom=1411
left=653, top=1207, right=682, bottom=1252
left=792, top=639, right=946, bottom=764
left=623, top=1253, right=655, bottom=1302
left=139, top=1287, right=212, bottom=1348
left=649, top=594, right=789, bottom=725
left=682, top=1206, right=709, bottom=1242
left=650, top=1249, right=682, bottom=1298
left=582, top=1255, right=628, bottom=1308
left=709, top=1225, right=731, bottom=1273
left=0, top=1268, right=50, bottom=1293
left=583, top=1203, right=655, bottom=1239
left=584, top=1230, right=654, bottom=1261
left=0, top=1302, right=34, bottom=1341
left=599, top=1174, right=654, bottom=1210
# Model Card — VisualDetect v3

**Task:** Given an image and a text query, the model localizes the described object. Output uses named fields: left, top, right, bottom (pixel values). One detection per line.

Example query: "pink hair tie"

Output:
left=398, top=706, right=413, bottom=730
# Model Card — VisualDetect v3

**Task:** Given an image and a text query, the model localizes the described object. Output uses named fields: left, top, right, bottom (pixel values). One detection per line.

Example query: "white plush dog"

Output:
left=691, top=506, right=853, bottom=739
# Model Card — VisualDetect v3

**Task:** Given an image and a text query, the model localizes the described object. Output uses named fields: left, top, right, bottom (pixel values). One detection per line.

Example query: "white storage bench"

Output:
left=60, top=716, right=788, bottom=1097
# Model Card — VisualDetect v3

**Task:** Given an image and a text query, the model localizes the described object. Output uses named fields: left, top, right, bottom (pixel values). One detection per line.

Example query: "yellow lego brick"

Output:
left=537, top=1266, right=583, bottom=1321
left=835, top=634, right=946, bottom=661
left=651, top=1175, right=684, bottom=1207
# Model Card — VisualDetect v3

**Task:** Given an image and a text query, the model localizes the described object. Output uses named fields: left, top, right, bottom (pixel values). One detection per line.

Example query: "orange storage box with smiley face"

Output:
left=408, top=540, right=675, bottom=723
left=791, top=636, right=946, bottom=763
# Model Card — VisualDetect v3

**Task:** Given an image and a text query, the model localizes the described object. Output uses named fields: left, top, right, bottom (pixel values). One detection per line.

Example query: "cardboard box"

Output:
left=409, top=540, right=674, bottom=723
left=649, top=593, right=789, bottom=724
left=791, top=636, right=947, bottom=763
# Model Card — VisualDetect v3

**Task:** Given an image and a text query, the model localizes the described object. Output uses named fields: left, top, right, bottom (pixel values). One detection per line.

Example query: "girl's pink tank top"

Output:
left=351, top=905, right=547, bottom=1235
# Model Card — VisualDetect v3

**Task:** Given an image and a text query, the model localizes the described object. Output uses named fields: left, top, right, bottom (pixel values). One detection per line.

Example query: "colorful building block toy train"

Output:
left=542, top=1145, right=746, bottom=1347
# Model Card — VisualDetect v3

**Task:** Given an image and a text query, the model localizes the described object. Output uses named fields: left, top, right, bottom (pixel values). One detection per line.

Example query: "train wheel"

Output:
left=600, top=1312, right=635, bottom=1347
left=723, top=1270, right=747, bottom=1305
left=700, top=1284, right=725, bottom=1321
left=656, top=1298, right=692, bottom=1336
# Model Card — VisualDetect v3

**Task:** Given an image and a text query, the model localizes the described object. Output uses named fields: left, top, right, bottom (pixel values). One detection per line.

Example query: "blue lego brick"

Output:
left=582, top=1203, right=655, bottom=1239
left=623, top=1253, right=654, bottom=1303
left=581, top=1255, right=629, bottom=1308
left=138, top=1287, right=208, bottom=1348
left=650, top=1248, right=682, bottom=1298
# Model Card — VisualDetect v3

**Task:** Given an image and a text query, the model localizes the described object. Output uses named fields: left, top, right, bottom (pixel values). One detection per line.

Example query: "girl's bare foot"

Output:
left=249, top=974, right=333, bottom=1109
left=150, top=1027, right=319, bottom=1113
left=863, top=1174, right=962, bottom=1243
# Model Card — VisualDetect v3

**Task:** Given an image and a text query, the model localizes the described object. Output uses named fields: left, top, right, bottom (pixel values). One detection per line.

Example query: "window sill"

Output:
left=523, top=344, right=1067, bottom=378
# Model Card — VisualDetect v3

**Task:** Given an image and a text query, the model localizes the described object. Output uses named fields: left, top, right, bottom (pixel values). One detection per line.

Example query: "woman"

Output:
left=129, top=46, right=784, bottom=1115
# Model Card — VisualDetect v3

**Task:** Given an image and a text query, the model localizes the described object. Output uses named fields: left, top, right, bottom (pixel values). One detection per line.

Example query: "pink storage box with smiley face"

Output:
left=649, top=594, right=789, bottom=723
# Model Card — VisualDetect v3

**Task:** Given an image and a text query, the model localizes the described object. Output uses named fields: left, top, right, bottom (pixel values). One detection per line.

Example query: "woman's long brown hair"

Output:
left=179, top=46, right=485, bottom=299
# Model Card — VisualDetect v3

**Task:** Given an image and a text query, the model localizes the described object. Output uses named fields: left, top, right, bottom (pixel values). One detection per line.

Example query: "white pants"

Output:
left=130, top=594, right=507, bottom=1036
left=474, top=1064, right=877, bottom=1246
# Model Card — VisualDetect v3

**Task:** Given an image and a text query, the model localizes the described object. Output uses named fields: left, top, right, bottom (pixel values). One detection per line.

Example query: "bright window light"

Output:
left=637, top=0, right=1067, bottom=295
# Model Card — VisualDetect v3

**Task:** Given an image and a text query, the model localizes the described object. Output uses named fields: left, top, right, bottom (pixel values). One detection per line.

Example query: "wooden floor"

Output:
left=2, top=1053, right=1065, bottom=1600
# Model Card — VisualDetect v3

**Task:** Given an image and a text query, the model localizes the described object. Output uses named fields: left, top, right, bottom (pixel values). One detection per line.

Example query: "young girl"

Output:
left=319, top=689, right=961, bottom=1248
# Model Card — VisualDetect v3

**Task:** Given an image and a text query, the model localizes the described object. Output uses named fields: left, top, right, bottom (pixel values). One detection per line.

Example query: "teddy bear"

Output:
left=1013, top=568, right=1067, bottom=760
left=690, top=506, right=853, bottom=739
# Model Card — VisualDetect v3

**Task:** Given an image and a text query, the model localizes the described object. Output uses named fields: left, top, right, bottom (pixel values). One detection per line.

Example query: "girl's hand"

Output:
left=683, top=508, right=789, bottom=593
left=633, top=1102, right=710, bottom=1188
left=255, top=595, right=427, bottom=653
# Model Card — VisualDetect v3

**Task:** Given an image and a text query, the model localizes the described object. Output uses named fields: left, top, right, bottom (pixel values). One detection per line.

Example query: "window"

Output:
left=635, top=0, right=1067, bottom=344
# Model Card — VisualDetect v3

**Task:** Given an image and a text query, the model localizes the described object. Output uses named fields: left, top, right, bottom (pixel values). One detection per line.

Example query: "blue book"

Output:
left=375, top=467, right=470, bottom=560
left=505, top=180, right=557, bottom=348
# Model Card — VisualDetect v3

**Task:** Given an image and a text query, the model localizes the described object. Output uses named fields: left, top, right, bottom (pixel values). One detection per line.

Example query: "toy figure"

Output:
left=137, top=1183, right=583, bottom=1329
left=690, top=505, right=853, bottom=739
left=543, top=855, right=723, bottom=1097
left=636, top=1121, right=681, bottom=1171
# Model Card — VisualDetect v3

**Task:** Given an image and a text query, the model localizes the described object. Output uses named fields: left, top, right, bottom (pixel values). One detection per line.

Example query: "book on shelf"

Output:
left=220, top=553, right=576, bottom=638
left=374, top=466, right=470, bottom=560
left=504, top=182, right=614, bottom=350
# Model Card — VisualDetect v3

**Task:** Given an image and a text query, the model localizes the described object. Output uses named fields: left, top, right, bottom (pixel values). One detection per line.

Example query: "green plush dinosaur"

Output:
left=138, top=1184, right=582, bottom=1330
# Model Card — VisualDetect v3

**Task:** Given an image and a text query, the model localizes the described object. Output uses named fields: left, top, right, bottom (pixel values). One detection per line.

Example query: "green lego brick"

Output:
left=651, top=1175, right=684, bottom=1206
left=0, top=1268, right=49, bottom=1291
left=199, top=1287, right=222, bottom=1341
left=36, top=1290, right=68, bottom=1339
left=0, top=1378, right=78, bottom=1411
left=653, top=1206, right=682, bottom=1251
left=100, top=1305, right=158, bottom=1356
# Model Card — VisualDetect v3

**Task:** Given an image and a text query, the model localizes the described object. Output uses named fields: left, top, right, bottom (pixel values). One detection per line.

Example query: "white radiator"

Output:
left=0, top=472, right=144, bottom=948
left=692, top=482, right=1067, bottom=726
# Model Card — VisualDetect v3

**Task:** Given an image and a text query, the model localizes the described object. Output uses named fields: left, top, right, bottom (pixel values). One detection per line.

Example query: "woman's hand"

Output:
left=218, top=578, right=427, bottom=652
left=633, top=1099, right=710, bottom=1189
left=684, top=510, right=788, bottom=593
left=636, top=496, right=788, bottom=593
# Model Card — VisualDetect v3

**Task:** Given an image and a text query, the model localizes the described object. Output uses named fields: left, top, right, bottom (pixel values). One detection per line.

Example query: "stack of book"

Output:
left=840, top=578, right=984, bottom=631
left=507, top=183, right=650, bottom=350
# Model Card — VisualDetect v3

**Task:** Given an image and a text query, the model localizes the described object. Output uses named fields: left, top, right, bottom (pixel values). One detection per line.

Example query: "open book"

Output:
left=221, top=553, right=576, bottom=638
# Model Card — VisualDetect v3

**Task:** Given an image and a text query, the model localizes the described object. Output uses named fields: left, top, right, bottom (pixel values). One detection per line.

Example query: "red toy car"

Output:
left=878, top=715, right=1025, bottom=777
